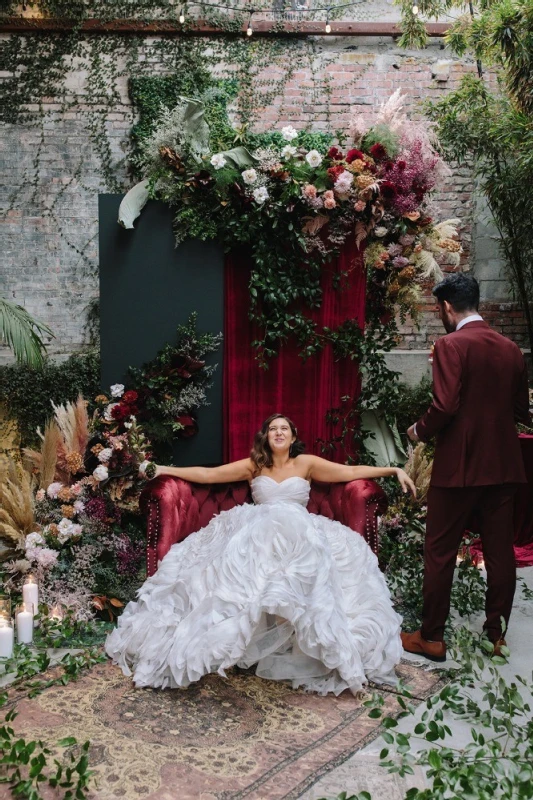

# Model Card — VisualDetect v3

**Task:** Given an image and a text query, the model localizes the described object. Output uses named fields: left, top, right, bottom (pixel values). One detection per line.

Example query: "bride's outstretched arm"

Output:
left=147, top=458, right=254, bottom=484
left=303, top=455, right=416, bottom=497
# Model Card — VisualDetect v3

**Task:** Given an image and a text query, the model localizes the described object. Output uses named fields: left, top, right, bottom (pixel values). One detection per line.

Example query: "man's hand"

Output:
left=407, top=424, right=419, bottom=443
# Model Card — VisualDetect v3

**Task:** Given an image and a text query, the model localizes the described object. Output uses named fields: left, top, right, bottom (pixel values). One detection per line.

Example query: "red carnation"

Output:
left=380, top=180, right=397, bottom=199
left=327, top=146, right=344, bottom=161
left=346, top=148, right=365, bottom=164
left=177, top=415, right=198, bottom=438
left=327, top=165, right=344, bottom=181
left=122, top=390, right=138, bottom=404
left=369, top=143, right=387, bottom=161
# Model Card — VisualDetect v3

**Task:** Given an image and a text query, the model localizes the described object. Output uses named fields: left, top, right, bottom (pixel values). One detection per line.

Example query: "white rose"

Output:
left=57, top=518, right=74, bottom=544
left=210, top=153, right=227, bottom=170
left=281, top=125, right=298, bottom=142
left=98, top=447, right=113, bottom=463
left=374, top=226, right=388, bottom=237
left=252, top=187, right=269, bottom=205
left=104, top=403, right=119, bottom=422
left=241, top=169, right=258, bottom=185
left=305, top=150, right=323, bottom=168
left=334, top=170, right=354, bottom=189
left=46, top=482, right=63, bottom=500
left=281, top=145, right=297, bottom=159
left=25, top=532, right=45, bottom=549
left=93, top=465, right=109, bottom=482
left=110, top=383, right=124, bottom=398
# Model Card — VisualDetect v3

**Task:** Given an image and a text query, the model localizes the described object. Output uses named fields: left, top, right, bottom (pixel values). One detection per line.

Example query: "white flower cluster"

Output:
left=334, top=170, right=354, bottom=193
left=305, top=150, right=323, bottom=168
left=281, top=125, right=298, bottom=141
left=210, top=153, right=227, bottom=170
left=57, top=518, right=83, bottom=545
left=110, top=384, right=124, bottom=398
left=242, top=168, right=258, bottom=185
left=93, top=465, right=109, bottom=482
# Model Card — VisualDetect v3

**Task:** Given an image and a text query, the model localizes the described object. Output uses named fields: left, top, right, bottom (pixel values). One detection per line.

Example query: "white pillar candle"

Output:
left=22, top=579, right=39, bottom=612
left=0, top=620, right=14, bottom=658
left=16, top=608, right=34, bottom=644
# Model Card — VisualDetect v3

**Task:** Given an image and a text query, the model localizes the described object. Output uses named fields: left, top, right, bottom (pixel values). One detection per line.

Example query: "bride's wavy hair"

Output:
left=250, top=413, right=305, bottom=475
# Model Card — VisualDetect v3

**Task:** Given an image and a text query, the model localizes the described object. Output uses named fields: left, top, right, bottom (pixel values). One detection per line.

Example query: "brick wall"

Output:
left=0, top=31, right=529, bottom=372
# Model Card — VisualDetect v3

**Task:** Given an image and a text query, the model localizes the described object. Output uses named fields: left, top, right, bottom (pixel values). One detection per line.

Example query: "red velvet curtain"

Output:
left=223, top=236, right=366, bottom=463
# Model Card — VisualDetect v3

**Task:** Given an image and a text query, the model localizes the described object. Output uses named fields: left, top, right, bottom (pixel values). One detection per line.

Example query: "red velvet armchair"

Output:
left=140, top=476, right=388, bottom=576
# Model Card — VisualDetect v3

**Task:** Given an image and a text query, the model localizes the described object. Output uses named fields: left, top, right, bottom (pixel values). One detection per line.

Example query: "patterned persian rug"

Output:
left=8, top=660, right=445, bottom=800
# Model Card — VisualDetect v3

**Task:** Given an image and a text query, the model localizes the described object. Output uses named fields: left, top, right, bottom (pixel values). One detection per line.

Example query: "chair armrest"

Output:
left=139, top=476, right=199, bottom=576
left=331, top=479, right=388, bottom=554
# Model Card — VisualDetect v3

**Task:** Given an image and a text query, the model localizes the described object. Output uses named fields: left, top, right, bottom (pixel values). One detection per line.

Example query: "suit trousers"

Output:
left=421, top=484, right=517, bottom=642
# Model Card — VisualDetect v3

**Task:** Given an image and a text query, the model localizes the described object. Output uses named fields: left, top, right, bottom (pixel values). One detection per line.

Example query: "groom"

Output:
left=402, top=273, right=530, bottom=661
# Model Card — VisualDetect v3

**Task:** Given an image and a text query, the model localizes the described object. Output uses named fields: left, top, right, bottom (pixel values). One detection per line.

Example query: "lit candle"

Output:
left=16, top=604, right=34, bottom=644
left=23, top=576, right=39, bottom=612
left=0, top=618, right=14, bottom=659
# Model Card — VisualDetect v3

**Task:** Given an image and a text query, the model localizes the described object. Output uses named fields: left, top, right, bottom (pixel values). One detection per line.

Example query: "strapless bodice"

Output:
left=251, top=476, right=310, bottom=507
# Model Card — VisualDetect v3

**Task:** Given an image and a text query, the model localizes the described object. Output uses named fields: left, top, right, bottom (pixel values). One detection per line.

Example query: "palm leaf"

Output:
left=0, top=297, right=53, bottom=367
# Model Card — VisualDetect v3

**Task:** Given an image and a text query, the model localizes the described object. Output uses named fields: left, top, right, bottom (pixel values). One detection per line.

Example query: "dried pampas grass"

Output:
left=404, top=442, right=433, bottom=505
left=0, top=458, right=36, bottom=553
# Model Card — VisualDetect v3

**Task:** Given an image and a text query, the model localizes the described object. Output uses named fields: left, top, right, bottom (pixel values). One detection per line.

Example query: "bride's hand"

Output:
left=395, top=467, right=417, bottom=498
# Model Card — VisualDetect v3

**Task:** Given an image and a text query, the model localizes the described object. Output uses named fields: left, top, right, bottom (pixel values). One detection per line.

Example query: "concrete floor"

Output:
left=301, top=566, right=533, bottom=800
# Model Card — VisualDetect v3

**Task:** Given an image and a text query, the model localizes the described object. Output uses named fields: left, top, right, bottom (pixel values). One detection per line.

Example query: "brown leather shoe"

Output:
left=401, top=630, right=447, bottom=662
left=492, top=638, right=508, bottom=658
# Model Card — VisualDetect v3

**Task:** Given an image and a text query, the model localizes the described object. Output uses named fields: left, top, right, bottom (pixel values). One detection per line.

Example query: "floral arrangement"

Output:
left=124, top=313, right=222, bottom=454
left=2, top=393, right=152, bottom=620
left=127, top=89, right=461, bottom=334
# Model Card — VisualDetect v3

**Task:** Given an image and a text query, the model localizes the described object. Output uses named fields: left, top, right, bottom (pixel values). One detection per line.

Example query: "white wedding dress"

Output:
left=106, top=476, right=402, bottom=696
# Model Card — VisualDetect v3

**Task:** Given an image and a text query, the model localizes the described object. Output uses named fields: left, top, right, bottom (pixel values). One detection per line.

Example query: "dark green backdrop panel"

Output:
left=98, top=195, right=224, bottom=466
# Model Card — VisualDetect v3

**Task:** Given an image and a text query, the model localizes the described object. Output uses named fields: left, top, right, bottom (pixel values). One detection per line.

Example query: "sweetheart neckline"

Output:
left=252, top=476, right=310, bottom=487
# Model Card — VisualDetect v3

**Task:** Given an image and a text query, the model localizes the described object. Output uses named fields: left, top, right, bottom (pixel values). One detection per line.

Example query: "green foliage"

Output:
left=396, top=0, right=533, bottom=355
left=0, top=298, right=54, bottom=368
left=0, top=640, right=104, bottom=800
left=359, top=627, right=533, bottom=800
left=393, top=377, right=433, bottom=447
left=0, top=350, right=100, bottom=448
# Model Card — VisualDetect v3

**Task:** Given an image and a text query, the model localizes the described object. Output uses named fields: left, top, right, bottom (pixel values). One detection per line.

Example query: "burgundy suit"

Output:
left=416, top=321, right=530, bottom=642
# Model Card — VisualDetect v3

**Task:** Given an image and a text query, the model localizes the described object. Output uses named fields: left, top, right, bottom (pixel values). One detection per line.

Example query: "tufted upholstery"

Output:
left=140, top=476, right=388, bottom=577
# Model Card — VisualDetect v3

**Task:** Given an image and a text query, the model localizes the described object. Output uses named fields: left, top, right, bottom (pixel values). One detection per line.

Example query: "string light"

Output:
left=325, top=8, right=331, bottom=33
left=179, top=5, right=186, bottom=23
left=246, top=10, right=254, bottom=35
left=412, top=4, right=419, bottom=13
left=246, top=9, right=254, bottom=35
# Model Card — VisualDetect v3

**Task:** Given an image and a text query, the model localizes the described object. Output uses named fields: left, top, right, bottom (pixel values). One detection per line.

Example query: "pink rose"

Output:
left=354, top=200, right=366, bottom=212
left=323, top=190, right=336, bottom=210
left=302, top=184, right=317, bottom=199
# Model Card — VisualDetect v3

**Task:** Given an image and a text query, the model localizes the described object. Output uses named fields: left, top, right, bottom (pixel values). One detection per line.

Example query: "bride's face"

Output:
left=267, top=418, right=295, bottom=455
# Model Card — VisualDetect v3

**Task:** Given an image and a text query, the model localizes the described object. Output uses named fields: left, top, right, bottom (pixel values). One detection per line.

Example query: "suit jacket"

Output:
left=416, top=321, right=530, bottom=487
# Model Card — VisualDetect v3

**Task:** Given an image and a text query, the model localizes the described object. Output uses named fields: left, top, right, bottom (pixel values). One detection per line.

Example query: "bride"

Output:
left=106, top=413, right=415, bottom=696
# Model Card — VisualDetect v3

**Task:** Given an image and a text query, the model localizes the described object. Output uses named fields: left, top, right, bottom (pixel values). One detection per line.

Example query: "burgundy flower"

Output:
left=121, top=390, right=138, bottom=405
left=111, top=404, right=131, bottom=422
left=369, top=143, right=388, bottom=161
left=327, top=165, right=345, bottom=181
left=327, top=146, right=344, bottom=161
left=184, top=357, right=205, bottom=374
left=177, top=415, right=198, bottom=438
left=384, top=161, right=394, bottom=172
left=380, top=180, right=397, bottom=199
left=346, top=148, right=365, bottom=164
left=396, top=160, right=407, bottom=171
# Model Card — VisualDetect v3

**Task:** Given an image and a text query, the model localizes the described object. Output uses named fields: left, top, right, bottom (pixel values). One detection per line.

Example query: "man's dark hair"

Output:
left=432, top=273, right=480, bottom=312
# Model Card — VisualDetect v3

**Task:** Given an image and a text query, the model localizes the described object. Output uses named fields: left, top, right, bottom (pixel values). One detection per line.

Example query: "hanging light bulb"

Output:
left=325, top=8, right=331, bottom=33
left=412, top=4, right=419, bottom=13
left=179, top=6, right=186, bottom=24
left=246, top=10, right=254, bottom=36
